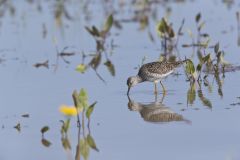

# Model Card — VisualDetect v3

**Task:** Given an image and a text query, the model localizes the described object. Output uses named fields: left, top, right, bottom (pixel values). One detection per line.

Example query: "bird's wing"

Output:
left=140, top=61, right=180, bottom=75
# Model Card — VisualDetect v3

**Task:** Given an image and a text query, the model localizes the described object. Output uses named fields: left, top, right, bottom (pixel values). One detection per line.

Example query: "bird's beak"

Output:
left=127, top=86, right=131, bottom=95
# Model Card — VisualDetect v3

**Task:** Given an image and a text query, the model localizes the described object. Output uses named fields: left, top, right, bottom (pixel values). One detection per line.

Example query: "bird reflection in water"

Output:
left=128, top=95, right=191, bottom=124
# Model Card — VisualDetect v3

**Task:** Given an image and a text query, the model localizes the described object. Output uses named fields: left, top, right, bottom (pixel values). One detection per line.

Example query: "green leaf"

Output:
left=103, top=14, right=113, bottom=33
left=41, top=126, right=49, bottom=134
left=61, top=136, right=71, bottom=150
left=87, top=134, right=99, bottom=152
left=80, top=139, right=90, bottom=160
left=167, top=26, right=175, bottom=38
left=76, top=64, right=87, bottom=73
left=72, top=90, right=82, bottom=111
left=198, top=21, right=205, bottom=31
left=202, top=54, right=211, bottom=63
left=89, top=54, right=101, bottom=70
left=214, top=42, right=219, bottom=54
left=85, top=26, right=100, bottom=37
left=85, top=26, right=95, bottom=36
left=198, top=89, right=212, bottom=109
left=187, top=85, right=196, bottom=105
left=196, top=64, right=202, bottom=72
left=197, top=50, right=203, bottom=62
left=104, top=60, right=115, bottom=76
left=61, top=119, right=70, bottom=134
left=185, top=59, right=195, bottom=75
left=92, top=26, right=100, bottom=37
left=86, top=102, right=97, bottom=119
left=96, top=41, right=104, bottom=51
left=195, top=13, right=201, bottom=23
left=156, top=18, right=168, bottom=36
left=79, top=88, right=88, bottom=109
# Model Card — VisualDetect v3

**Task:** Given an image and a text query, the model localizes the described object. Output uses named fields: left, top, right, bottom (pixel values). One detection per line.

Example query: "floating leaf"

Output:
left=87, top=134, right=99, bottom=152
left=185, top=59, right=195, bottom=75
left=14, top=123, right=21, bottom=132
left=33, top=60, right=49, bottom=69
left=103, top=14, right=113, bottom=34
left=201, top=33, right=209, bottom=37
left=104, top=60, right=115, bottom=76
left=76, top=64, right=87, bottom=73
left=86, top=102, right=97, bottom=119
left=41, top=126, right=49, bottom=135
left=195, top=13, right=201, bottom=23
left=21, top=114, right=30, bottom=118
left=41, top=138, right=52, bottom=147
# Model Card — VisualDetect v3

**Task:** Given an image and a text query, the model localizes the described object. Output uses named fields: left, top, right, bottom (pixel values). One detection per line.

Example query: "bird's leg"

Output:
left=160, top=81, right=166, bottom=95
left=160, top=92, right=165, bottom=103
left=154, top=82, right=158, bottom=95
left=154, top=93, right=158, bottom=102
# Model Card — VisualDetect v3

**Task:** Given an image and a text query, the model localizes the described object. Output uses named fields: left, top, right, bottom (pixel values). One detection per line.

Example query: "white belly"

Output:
left=146, top=70, right=174, bottom=82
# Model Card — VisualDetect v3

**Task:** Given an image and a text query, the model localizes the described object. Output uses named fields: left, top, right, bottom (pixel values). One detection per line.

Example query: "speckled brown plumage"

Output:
left=138, top=60, right=186, bottom=82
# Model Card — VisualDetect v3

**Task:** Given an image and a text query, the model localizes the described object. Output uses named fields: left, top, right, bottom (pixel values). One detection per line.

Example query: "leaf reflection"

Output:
left=41, top=138, right=52, bottom=148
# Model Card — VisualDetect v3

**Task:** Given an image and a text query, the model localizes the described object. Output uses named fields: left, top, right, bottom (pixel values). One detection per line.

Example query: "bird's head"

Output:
left=127, top=76, right=141, bottom=95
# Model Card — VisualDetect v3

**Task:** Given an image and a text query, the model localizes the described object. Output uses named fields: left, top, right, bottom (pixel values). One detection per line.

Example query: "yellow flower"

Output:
left=59, top=105, right=78, bottom=116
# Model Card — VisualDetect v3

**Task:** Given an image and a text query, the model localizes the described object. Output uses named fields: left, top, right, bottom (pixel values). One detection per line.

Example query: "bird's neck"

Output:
left=135, top=75, right=143, bottom=83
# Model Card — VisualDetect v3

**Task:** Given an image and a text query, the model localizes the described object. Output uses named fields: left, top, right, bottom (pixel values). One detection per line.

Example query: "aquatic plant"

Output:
left=59, top=88, right=98, bottom=160
left=76, top=14, right=115, bottom=82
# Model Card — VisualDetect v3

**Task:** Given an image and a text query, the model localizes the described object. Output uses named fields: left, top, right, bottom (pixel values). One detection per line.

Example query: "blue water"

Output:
left=0, top=0, right=240, bottom=160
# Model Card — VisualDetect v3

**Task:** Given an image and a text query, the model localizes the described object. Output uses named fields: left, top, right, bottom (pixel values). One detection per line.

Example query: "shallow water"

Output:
left=1, top=0, right=240, bottom=160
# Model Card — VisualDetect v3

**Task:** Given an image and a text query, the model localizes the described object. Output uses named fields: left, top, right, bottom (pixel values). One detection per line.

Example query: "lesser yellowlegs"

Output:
left=127, top=59, right=188, bottom=95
